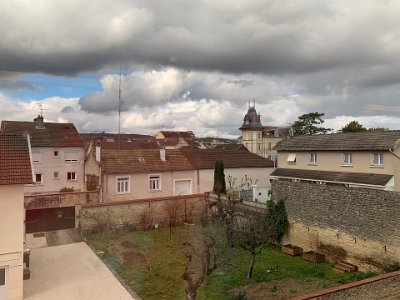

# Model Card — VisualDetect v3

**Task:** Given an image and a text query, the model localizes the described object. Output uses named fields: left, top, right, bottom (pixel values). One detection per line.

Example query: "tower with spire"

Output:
left=239, top=101, right=290, bottom=160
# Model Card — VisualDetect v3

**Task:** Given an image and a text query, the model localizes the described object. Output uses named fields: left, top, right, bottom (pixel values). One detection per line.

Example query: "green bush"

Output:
left=59, top=186, right=74, bottom=193
left=384, top=262, right=400, bottom=273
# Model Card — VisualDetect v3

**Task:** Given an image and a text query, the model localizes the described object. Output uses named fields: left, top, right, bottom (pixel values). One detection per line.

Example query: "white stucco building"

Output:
left=1, top=115, right=85, bottom=194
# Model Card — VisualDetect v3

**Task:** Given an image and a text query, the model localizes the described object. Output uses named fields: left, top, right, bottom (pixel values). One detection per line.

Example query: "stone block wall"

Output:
left=272, top=180, right=400, bottom=272
left=25, top=190, right=99, bottom=209
left=79, top=194, right=208, bottom=233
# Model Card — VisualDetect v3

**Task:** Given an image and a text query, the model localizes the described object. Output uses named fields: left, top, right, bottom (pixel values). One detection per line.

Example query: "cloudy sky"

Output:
left=1, top=0, right=400, bottom=138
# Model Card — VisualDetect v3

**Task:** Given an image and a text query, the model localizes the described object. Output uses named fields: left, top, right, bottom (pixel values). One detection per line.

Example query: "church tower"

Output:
left=239, top=101, right=264, bottom=156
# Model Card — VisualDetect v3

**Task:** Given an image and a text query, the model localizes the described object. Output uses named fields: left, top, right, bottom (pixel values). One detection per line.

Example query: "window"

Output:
left=32, top=152, right=41, bottom=163
left=309, top=152, right=317, bottom=164
left=372, top=153, right=384, bottom=166
left=0, top=268, right=5, bottom=286
left=116, top=176, right=130, bottom=194
left=343, top=153, right=352, bottom=165
left=54, top=171, right=59, bottom=179
left=65, top=151, right=78, bottom=163
left=35, top=173, right=43, bottom=184
left=287, top=153, right=296, bottom=164
left=53, top=150, right=59, bottom=157
left=258, top=143, right=261, bottom=151
left=149, top=175, right=161, bottom=191
left=268, top=143, right=272, bottom=150
left=67, top=172, right=77, bottom=180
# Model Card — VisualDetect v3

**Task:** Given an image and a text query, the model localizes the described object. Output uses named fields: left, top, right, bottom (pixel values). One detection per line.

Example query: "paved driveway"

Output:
left=24, top=242, right=136, bottom=300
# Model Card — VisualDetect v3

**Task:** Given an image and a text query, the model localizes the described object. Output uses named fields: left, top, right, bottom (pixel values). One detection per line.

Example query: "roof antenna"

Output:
left=253, top=99, right=256, bottom=107
left=38, top=104, right=46, bottom=117
left=118, top=64, right=122, bottom=150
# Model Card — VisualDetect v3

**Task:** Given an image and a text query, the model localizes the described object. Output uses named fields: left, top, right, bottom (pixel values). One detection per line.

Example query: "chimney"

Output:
left=34, top=115, right=45, bottom=129
left=160, top=148, right=166, bottom=161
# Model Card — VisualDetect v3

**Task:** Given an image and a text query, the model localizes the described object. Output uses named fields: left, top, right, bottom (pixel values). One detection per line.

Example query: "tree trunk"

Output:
left=247, top=254, right=256, bottom=279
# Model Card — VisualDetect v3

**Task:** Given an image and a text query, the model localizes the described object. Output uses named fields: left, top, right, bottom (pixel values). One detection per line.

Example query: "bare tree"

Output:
left=211, top=175, right=257, bottom=247
left=164, top=200, right=181, bottom=237
left=234, top=210, right=270, bottom=279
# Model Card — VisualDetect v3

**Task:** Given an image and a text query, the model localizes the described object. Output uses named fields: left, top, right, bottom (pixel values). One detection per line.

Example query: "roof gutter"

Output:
left=389, top=148, right=400, bottom=160
left=270, top=175, right=388, bottom=189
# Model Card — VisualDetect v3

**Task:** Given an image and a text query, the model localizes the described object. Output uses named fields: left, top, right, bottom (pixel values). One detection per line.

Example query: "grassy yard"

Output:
left=85, top=226, right=375, bottom=300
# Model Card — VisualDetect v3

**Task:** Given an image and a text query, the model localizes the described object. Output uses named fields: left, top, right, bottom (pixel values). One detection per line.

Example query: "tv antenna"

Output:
left=38, top=104, right=47, bottom=117
left=118, top=65, right=123, bottom=149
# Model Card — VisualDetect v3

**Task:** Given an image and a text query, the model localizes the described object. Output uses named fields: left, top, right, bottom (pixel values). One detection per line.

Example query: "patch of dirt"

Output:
left=108, top=240, right=149, bottom=267
left=232, top=278, right=331, bottom=300
left=122, top=251, right=149, bottom=267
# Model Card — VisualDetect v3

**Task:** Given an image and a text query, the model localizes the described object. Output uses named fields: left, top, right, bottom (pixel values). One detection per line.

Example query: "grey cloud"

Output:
left=0, top=79, right=41, bottom=91
left=2, top=0, right=400, bottom=77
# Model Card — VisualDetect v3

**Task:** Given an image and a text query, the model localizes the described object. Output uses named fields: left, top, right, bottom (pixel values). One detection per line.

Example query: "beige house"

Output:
left=239, top=104, right=289, bottom=160
left=181, top=147, right=274, bottom=193
left=1, top=116, right=85, bottom=194
left=99, top=147, right=275, bottom=202
left=0, top=135, right=33, bottom=300
left=154, top=131, right=199, bottom=149
left=100, top=149, right=197, bottom=202
left=272, top=131, right=400, bottom=191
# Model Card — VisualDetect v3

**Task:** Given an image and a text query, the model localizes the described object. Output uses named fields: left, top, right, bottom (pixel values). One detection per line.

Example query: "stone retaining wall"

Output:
left=25, top=191, right=99, bottom=209
left=272, top=180, right=400, bottom=272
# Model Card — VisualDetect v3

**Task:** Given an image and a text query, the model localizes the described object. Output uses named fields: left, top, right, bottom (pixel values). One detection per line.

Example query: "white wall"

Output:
left=198, top=167, right=273, bottom=193
left=0, top=184, right=24, bottom=300
left=25, top=147, right=85, bottom=194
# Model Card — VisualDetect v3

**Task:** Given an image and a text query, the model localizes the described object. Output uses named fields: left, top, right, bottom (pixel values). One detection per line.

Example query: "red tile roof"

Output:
left=181, top=148, right=274, bottom=169
left=158, top=131, right=194, bottom=139
left=0, top=135, right=32, bottom=185
left=101, top=149, right=194, bottom=174
left=1, top=120, right=83, bottom=148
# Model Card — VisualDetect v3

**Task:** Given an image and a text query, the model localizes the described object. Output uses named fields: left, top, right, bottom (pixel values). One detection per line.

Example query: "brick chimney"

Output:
left=34, top=115, right=45, bottom=129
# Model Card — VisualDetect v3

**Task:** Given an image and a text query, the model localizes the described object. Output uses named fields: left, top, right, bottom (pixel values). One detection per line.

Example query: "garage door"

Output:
left=174, top=180, right=191, bottom=195
left=26, top=207, right=75, bottom=233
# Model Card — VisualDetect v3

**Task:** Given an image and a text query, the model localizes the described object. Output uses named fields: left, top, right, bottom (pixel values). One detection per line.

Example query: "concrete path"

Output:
left=26, top=229, right=83, bottom=249
left=24, top=242, right=136, bottom=300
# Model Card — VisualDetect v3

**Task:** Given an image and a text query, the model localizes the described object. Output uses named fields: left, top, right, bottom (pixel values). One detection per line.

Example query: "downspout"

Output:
left=26, top=134, right=35, bottom=182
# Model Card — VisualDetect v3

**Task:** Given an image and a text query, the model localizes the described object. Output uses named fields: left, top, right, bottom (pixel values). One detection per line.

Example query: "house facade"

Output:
left=99, top=147, right=275, bottom=202
left=272, top=131, right=400, bottom=191
left=1, top=116, right=85, bottom=194
left=0, top=135, right=32, bottom=300
left=101, top=149, right=197, bottom=202
left=239, top=104, right=289, bottom=160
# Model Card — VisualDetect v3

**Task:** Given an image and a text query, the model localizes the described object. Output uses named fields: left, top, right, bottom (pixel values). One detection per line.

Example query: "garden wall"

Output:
left=25, top=190, right=99, bottom=209
left=272, top=180, right=400, bottom=272
left=79, top=193, right=208, bottom=233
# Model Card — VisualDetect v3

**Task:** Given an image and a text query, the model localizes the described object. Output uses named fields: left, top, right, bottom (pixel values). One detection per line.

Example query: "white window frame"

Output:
left=173, top=179, right=192, bottom=196
left=372, top=153, right=384, bottom=166
left=308, top=152, right=317, bottom=164
left=287, top=153, right=296, bottom=164
left=64, top=151, right=79, bottom=163
left=343, top=153, right=353, bottom=165
left=116, top=176, right=130, bottom=194
left=67, top=172, right=77, bottom=181
left=0, top=266, right=8, bottom=300
left=149, top=174, right=161, bottom=191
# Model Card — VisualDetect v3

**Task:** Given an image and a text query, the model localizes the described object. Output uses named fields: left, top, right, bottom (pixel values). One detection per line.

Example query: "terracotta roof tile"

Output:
left=0, top=135, right=32, bottom=185
left=101, top=149, right=194, bottom=174
left=271, top=168, right=392, bottom=186
left=1, top=120, right=83, bottom=148
left=275, top=131, right=400, bottom=151
left=181, top=148, right=274, bottom=169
